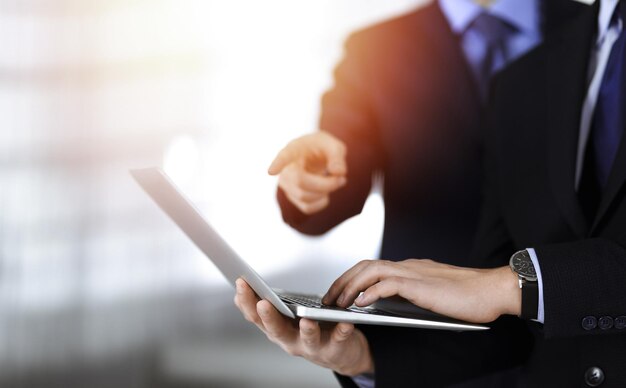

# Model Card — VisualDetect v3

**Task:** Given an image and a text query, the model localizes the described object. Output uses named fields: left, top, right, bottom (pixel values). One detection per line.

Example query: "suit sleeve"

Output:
left=278, top=33, right=383, bottom=235
left=533, top=236, right=626, bottom=338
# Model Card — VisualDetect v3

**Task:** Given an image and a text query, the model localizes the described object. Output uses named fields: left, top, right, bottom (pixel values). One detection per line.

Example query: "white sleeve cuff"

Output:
left=526, top=247, right=545, bottom=323
left=352, top=374, right=375, bottom=388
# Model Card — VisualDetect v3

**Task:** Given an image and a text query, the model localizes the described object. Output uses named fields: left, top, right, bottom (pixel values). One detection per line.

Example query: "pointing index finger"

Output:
left=268, top=146, right=297, bottom=175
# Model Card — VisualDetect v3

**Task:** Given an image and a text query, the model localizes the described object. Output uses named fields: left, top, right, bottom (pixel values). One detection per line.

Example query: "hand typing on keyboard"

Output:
left=323, top=258, right=521, bottom=324
left=234, top=278, right=374, bottom=377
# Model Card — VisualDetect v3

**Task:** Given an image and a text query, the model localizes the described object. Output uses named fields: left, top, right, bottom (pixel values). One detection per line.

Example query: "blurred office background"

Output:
left=0, top=0, right=424, bottom=387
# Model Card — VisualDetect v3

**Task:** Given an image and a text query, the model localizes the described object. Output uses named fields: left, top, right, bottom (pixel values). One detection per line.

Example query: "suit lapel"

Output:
left=546, top=6, right=597, bottom=238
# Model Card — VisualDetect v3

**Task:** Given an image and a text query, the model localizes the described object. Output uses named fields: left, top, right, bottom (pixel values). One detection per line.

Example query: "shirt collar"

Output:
left=438, top=0, right=540, bottom=36
left=597, top=0, right=621, bottom=45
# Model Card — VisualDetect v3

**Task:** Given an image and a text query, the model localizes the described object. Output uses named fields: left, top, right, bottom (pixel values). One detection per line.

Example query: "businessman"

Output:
left=235, top=0, right=586, bottom=387
left=320, top=0, right=626, bottom=386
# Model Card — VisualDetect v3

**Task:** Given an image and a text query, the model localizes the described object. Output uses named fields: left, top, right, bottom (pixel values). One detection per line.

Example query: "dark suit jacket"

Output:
left=275, top=1, right=585, bottom=387
left=279, top=2, right=486, bottom=262
left=473, top=3, right=626, bottom=387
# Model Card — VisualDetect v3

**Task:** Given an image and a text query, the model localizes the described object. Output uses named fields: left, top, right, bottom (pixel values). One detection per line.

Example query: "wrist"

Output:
left=495, top=266, right=522, bottom=317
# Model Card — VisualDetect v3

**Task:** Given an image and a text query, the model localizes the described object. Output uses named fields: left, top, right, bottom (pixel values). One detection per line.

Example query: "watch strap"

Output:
left=521, top=279, right=538, bottom=320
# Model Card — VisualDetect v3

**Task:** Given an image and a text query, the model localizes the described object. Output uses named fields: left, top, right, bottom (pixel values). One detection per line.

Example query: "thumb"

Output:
left=320, top=133, right=347, bottom=176
left=326, top=154, right=347, bottom=176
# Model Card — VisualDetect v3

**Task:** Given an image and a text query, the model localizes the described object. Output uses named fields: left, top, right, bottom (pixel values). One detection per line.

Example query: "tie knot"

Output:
left=469, top=12, right=517, bottom=45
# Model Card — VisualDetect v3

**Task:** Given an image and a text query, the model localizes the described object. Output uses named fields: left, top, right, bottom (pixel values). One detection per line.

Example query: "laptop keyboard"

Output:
left=278, top=293, right=390, bottom=315
left=278, top=294, right=324, bottom=308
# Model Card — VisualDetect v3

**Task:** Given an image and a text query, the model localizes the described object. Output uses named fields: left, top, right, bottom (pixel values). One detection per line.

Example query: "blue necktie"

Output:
left=468, top=12, right=517, bottom=99
left=579, top=2, right=626, bottom=220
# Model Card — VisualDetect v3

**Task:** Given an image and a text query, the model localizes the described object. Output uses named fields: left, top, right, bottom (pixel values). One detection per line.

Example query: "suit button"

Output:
left=598, top=316, right=613, bottom=330
left=582, top=316, right=597, bottom=330
left=584, top=366, right=605, bottom=387
left=615, top=316, right=626, bottom=329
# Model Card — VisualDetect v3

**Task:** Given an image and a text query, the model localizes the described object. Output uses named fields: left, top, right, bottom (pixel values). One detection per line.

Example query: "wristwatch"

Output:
left=509, top=249, right=538, bottom=320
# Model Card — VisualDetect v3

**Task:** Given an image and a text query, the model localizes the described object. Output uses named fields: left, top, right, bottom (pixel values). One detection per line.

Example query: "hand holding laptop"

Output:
left=234, top=278, right=375, bottom=377
left=131, top=167, right=490, bottom=383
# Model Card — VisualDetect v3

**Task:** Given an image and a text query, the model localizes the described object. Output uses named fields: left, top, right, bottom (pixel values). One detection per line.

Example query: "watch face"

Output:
left=510, top=250, right=537, bottom=281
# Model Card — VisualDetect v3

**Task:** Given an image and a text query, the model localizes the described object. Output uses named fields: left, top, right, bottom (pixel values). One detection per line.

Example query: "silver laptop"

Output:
left=131, top=167, right=488, bottom=331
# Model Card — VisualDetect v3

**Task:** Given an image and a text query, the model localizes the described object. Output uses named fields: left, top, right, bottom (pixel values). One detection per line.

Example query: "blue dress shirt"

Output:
left=439, top=0, right=542, bottom=92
